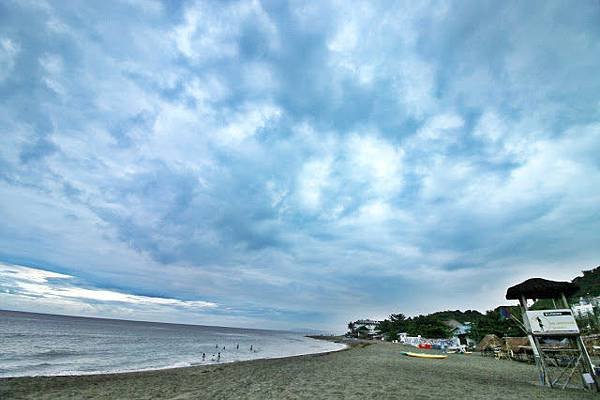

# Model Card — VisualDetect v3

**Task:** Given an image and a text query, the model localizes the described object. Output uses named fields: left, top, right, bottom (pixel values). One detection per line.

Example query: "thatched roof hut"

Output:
left=505, top=278, right=579, bottom=300
left=502, top=337, right=530, bottom=353
left=477, top=334, right=501, bottom=351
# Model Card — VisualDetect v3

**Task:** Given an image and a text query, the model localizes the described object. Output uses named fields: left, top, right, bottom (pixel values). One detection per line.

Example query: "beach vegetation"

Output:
left=374, top=307, right=523, bottom=342
left=572, top=266, right=600, bottom=298
left=372, top=267, right=600, bottom=341
left=347, top=322, right=357, bottom=338
left=375, top=313, right=452, bottom=340
left=574, top=304, right=600, bottom=335
left=356, top=325, right=370, bottom=338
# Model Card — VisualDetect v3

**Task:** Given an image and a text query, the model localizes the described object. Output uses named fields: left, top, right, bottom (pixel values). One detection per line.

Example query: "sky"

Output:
left=1, top=0, right=600, bottom=332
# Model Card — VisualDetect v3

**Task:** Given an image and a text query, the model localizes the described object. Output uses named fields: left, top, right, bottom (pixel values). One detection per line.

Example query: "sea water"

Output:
left=0, top=310, right=345, bottom=377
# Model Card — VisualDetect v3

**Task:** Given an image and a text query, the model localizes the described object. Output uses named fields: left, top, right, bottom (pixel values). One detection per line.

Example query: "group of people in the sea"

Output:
left=201, top=343, right=257, bottom=362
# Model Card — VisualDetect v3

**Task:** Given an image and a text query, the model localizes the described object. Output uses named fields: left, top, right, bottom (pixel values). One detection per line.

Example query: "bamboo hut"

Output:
left=502, top=337, right=531, bottom=361
left=477, top=334, right=501, bottom=353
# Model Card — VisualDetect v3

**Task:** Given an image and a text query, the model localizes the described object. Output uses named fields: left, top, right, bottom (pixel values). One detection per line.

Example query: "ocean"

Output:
left=0, top=310, right=344, bottom=377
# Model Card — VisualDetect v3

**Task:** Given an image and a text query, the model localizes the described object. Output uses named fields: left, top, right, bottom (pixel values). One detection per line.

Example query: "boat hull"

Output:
left=401, top=351, right=448, bottom=360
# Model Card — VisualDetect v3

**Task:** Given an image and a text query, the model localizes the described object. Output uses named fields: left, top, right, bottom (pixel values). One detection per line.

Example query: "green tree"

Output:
left=356, top=325, right=370, bottom=338
left=572, top=266, right=600, bottom=299
left=469, top=308, right=523, bottom=342
left=376, top=313, right=409, bottom=341
left=575, top=305, right=600, bottom=335
left=375, top=307, right=524, bottom=343
left=347, top=321, right=357, bottom=338
left=408, top=315, right=452, bottom=338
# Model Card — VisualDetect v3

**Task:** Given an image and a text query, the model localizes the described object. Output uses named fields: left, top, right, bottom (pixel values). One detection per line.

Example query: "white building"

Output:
left=572, top=297, right=596, bottom=317
left=353, top=319, right=381, bottom=337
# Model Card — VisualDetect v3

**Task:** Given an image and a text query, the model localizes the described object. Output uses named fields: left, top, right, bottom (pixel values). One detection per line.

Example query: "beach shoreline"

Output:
left=1, top=339, right=595, bottom=400
left=0, top=310, right=348, bottom=379
left=1, top=335, right=349, bottom=379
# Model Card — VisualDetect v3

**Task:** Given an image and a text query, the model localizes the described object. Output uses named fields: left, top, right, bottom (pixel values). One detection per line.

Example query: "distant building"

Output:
left=350, top=319, right=381, bottom=338
left=444, top=319, right=471, bottom=335
left=572, top=297, right=596, bottom=317
left=398, top=332, right=408, bottom=342
left=443, top=319, right=475, bottom=347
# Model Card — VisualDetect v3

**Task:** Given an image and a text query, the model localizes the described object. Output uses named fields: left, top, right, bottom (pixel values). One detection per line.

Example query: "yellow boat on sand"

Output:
left=401, top=351, right=448, bottom=360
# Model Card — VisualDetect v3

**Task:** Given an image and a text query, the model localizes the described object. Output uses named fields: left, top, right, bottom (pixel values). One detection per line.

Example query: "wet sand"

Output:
left=1, top=339, right=596, bottom=399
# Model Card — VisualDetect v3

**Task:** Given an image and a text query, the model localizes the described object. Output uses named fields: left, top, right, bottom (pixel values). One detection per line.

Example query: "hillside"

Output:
left=371, top=265, right=600, bottom=342
left=428, top=310, right=485, bottom=323
left=529, top=265, right=600, bottom=310
left=429, top=266, right=600, bottom=319
left=572, top=266, right=600, bottom=299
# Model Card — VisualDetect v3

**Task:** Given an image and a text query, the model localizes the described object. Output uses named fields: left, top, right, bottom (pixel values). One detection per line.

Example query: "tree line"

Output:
left=373, top=308, right=523, bottom=342
left=363, top=267, right=600, bottom=342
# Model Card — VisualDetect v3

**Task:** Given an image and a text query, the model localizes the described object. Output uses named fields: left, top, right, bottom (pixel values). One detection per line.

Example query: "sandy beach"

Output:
left=1, top=338, right=596, bottom=400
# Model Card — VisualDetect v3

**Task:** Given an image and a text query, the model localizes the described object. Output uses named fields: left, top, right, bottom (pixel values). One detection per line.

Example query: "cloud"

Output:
left=346, top=134, right=404, bottom=197
left=1, top=0, right=600, bottom=331
left=39, top=53, right=64, bottom=75
left=172, top=0, right=278, bottom=63
left=395, top=58, right=437, bottom=118
left=1, top=262, right=216, bottom=311
left=297, top=157, right=333, bottom=211
left=217, top=102, right=282, bottom=145
left=416, top=113, right=464, bottom=142
left=0, top=37, right=19, bottom=81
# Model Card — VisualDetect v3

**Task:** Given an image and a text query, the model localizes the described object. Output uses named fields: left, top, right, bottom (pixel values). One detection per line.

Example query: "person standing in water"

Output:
left=250, top=345, right=253, bottom=351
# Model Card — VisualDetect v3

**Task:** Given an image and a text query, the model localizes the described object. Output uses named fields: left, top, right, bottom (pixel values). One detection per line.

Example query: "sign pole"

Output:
left=507, top=278, right=599, bottom=392
left=561, top=293, right=599, bottom=391
left=520, top=295, right=548, bottom=386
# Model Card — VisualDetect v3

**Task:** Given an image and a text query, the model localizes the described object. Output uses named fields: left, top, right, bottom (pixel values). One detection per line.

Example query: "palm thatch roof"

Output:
left=505, top=278, right=579, bottom=300
left=477, top=334, right=501, bottom=351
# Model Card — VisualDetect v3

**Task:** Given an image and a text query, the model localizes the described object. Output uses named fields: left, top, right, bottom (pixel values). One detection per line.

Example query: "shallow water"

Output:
left=0, top=310, right=344, bottom=377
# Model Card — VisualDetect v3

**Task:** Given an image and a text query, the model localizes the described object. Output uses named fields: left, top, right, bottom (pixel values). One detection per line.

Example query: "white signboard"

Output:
left=525, top=309, right=580, bottom=336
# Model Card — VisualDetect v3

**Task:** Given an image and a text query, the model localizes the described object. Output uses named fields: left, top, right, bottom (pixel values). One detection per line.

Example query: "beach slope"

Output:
left=1, top=340, right=595, bottom=399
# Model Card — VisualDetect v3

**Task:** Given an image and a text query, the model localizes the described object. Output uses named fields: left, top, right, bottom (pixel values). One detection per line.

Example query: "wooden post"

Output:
left=507, top=279, right=600, bottom=392
left=562, top=293, right=599, bottom=391
left=520, top=295, right=548, bottom=386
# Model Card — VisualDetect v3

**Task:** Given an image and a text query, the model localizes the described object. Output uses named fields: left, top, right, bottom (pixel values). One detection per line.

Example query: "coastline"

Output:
left=0, top=335, right=348, bottom=379
left=1, top=339, right=594, bottom=400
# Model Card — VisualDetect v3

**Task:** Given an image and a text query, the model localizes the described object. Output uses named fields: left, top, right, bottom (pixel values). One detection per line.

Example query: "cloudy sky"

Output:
left=1, top=0, right=600, bottom=331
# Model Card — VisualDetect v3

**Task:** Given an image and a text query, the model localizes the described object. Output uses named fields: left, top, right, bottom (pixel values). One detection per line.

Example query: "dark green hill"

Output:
left=572, top=266, right=600, bottom=299
left=372, top=265, right=600, bottom=342
left=529, top=265, right=600, bottom=310
left=428, top=310, right=485, bottom=323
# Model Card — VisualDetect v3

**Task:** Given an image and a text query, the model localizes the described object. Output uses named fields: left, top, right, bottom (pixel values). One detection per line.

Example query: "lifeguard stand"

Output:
left=506, top=278, right=598, bottom=391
